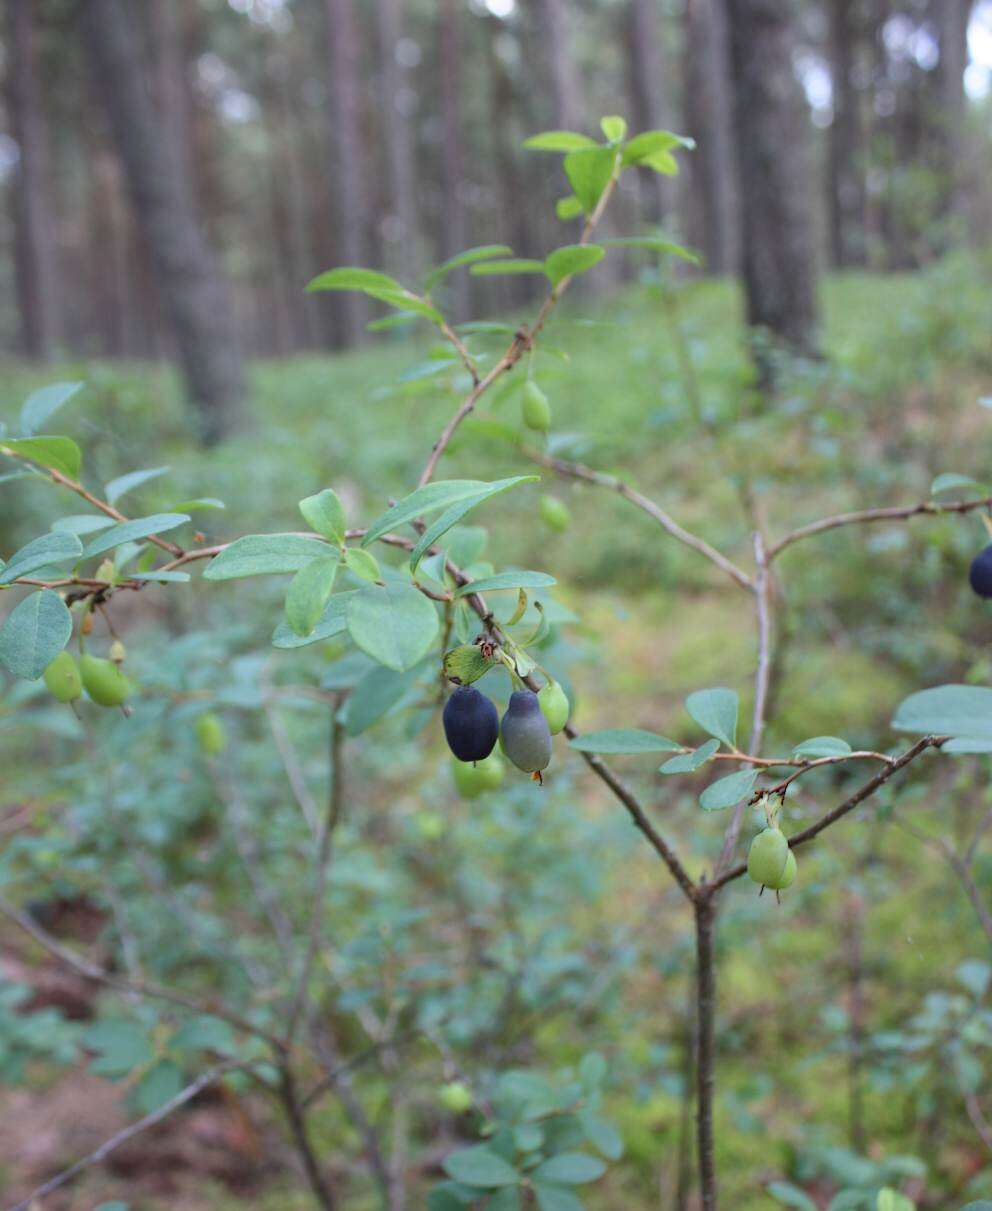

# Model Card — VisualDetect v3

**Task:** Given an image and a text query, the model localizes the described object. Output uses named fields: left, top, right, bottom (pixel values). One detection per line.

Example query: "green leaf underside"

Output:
left=2, top=435, right=82, bottom=479
left=659, top=738, right=720, bottom=774
left=204, top=534, right=331, bottom=580
left=523, top=131, right=599, bottom=152
left=685, top=687, right=738, bottom=748
left=699, top=768, right=758, bottom=811
left=409, top=478, right=539, bottom=570
left=930, top=472, right=982, bottom=496
left=20, top=382, right=84, bottom=436
left=347, top=583, right=439, bottom=671
left=570, top=729, right=680, bottom=754
left=364, top=479, right=525, bottom=549
left=544, top=245, right=605, bottom=287
left=564, top=147, right=616, bottom=212
left=533, top=1153, right=606, bottom=1184
left=792, top=736, right=852, bottom=758
left=470, top=259, right=547, bottom=277
left=105, top=465, right=170, bottom=505
left=272, top=592, right=356, bottom=649
left=0, top=589, right=72, bottom=680
left=82, top=514, right=189, bottom=560
left=299, top=489, right=346, bottom=544
left=441, top=1144, right=520, bottom=1187
left=285, top=556, right=340, bottom=637
left=892, top=684, right=992, bottom=740
left=0, top=532, right=83, bottom=585
left=425, top=244, right=513, bottom=288
left=454, top=571, right=556, bottom=597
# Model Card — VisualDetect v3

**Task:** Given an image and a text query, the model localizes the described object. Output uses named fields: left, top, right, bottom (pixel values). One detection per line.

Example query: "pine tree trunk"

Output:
left=375, top=0, right=418, bottom=283
left=932, top=0, right=974, bottom=227
left=438, top=0, right=469, bottom=319
left=827, top=0, right=868, bottom=267
left=534, top=0, right=584, bottom=130
left=8, top=0, right=61, bottom=360
left=624, top=0, right=674, bottom=225
left=724, top=0, right=819, bottom=357
left=79, top=0, right=245, bottom=443
left=324, top=0, right=368, bottom=345
left=684, top=0, right=740, bottom=274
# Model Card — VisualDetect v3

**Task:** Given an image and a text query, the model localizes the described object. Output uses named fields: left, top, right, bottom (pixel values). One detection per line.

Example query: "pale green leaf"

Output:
left=347, top=583, right=439, bottom=671
left=285, top=556, right=339, bottom=637
left=454, top=570, right=555, bottom=597
left=204, top=534, right=331, bottom=580
left=699, top=769, right=757, bottom=812
left=0, top=532, right=82, bottom=585
left=299, top=489, right=346, bottom=543
left=2, top=435, right=82, bottom=479
left=105, top=466, right=170, bottom=505
left=20, top=381, right=84, bottom=436
left=544, top=245, right=605, bottom=288
left=82, top=514, right=189, bottom=560
left=0, top=590, right=72, bottom=680
left=685, top=688, right=738, bottom=747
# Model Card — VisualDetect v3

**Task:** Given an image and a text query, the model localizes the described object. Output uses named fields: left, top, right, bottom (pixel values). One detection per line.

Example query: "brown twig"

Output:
left=5, top=1061, right=249, bottom=1211
left=707, top=736, right=945, bottom=892
left=767, top=496, right=992, bottom=560
left=0, top=890, right=286, bottom=1052
left=417, top=164, right=622, bottom=488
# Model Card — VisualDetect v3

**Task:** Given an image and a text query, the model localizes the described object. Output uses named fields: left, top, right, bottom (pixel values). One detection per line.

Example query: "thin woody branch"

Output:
left=0, top=890, right=287, bottom=1053
left=706, top=736, right=945, bottom=893
left=417, top=163, right=622, bottom=489
left=768, top=495, right=992, bottom=560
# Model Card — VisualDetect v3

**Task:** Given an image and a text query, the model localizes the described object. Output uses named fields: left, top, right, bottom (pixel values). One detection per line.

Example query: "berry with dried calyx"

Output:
left=747, top=827, right=789, bottom=888
left=500, top=689, right=553, bottom=777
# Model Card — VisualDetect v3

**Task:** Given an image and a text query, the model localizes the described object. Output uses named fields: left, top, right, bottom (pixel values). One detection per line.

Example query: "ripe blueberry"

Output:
left=443, top=684, right=499, bottom=763
left=970, top=544, right=992, bottom=597
left=500, top=689, right=553, bottom=775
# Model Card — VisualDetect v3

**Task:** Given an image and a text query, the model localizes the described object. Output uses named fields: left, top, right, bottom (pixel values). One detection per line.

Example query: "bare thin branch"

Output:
left=417, top=166, right=622, bottom=488
left=708, top=736, right=945, bottom=892
left=768, top=495, right=992, bottom=561
left=5, top=1061, right=245, bottom=1211
left=0, top=890, right=286, bottom=1052
left=528, top=449, right=754, bottom=591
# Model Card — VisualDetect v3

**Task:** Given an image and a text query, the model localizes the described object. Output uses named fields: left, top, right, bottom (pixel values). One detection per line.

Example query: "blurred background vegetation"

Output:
left=2, top=1, right=992, bottom=1209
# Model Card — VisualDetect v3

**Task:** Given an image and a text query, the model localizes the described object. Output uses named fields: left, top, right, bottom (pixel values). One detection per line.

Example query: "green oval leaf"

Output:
left=0, top=589, right=72, bottom=680
left=699, top=768, right=757, bottom=812
left=285, top=556, right=340, bottom=637
left=2, top=435, right=82, bottom=479
left=544, top=245, right=605, bottom=288
left=425, top=244, right=514, bottom=289
left=204, top=534, right=331, bottom=581
left=299, top=489, right=346, bottom=543
left=685, top=688, right=739, bottom=748
left=523, top=130, right=599, bottom=152
left=892, top=684, right=992, bottom=740
left=792, top=736, right=852, bottom=759
left=306, top=267, right=403, bottom=294
left=659, top=738, right=720, bottom=774
left=0, top=532, right=83, bottom=585
left=82, top=514, right=190, bottom=560
left=20, top=381, right=84, bottom=436
left=347, top=582, right=439, bottom=672
left=409, top=477, right=538, bottom=571
left=104, top=466, right=171, bottom=506
left=454, top=570, right=556, bottom=597
left=272, top=591, right=357, bottom=649
left=533, top=1153, right=606, bottom=1185
left=442, top=1144, right=520, bottom=1188
left=470, top=258, right=548, bottom=277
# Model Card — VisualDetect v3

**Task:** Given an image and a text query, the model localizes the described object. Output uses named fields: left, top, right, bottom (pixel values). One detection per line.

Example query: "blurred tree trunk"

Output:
left=8, top=0, right=61, bottom=360
left=827, top=0, right=868, bottom=267
left=932, top=0, right=974, bottom=226
left=624, top=0, right=674, bottom=225
left=80, top=0, right=245, bottom=443
left=323, top=0, right=368, bottom=345
left=148, top=0, right=195, bottom=196
left=533, top=0, right=584, bottom=130
left=375, top=0, right=418, bottom=282
left=684, top=0, right=739, bottom=274
left=724, top=0, right=819, bottom=359
left=438, top=0, right=469, bottom=319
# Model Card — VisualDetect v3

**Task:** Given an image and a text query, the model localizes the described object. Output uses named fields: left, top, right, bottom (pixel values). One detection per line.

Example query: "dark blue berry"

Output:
left=443, top=684, right=499, bottom=763
left=970, top=544, right=992, bottom=598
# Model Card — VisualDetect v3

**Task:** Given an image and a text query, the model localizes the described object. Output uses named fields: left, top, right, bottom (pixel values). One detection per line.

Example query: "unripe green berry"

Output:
left=747, top=827, right=789, bottom=888
left=44, top=650, right=82, bottom=703
left=766, top=849, right=797, bottom=891
left=195, top=711, right=227, bottom=756
left=537, top=679, right=569, bottom=734
left=452, top=752, right=504, bottom=799
left=438, top=1081, right=473, bottom=1113
left=80, top=654, right=133, bottom=707
left=522, top=381, right=552, bottom=432
left=539, top=495, right=571, bottom=532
